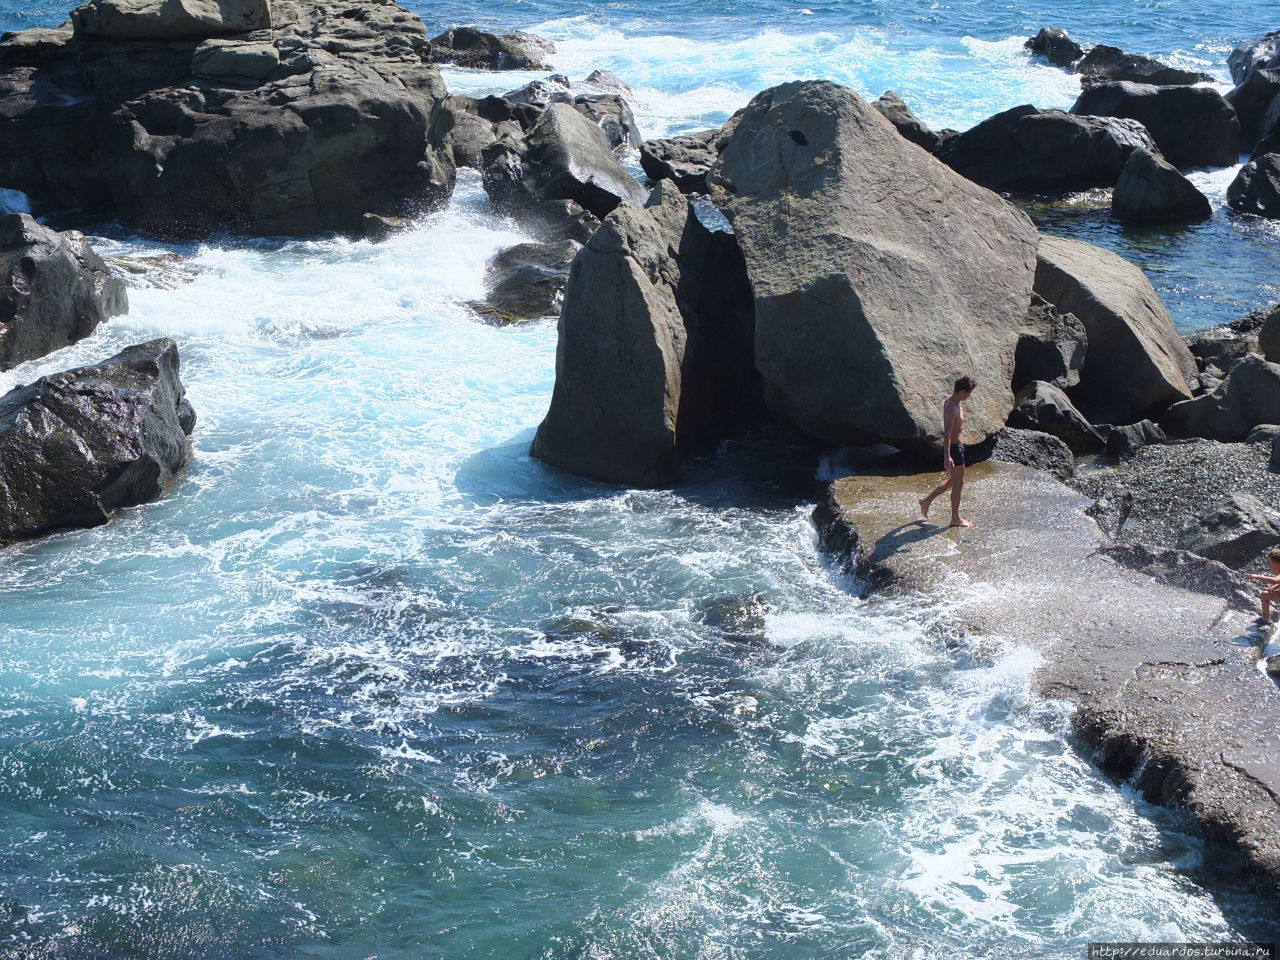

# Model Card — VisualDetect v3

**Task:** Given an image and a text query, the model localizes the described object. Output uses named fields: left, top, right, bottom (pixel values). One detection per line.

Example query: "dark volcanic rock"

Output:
left=1009, top=380, right=1104, bottom=453
left=1076, top=45, right=1213, bottom=86
left=1111, top=147, right=1211, bottom=223
left=936, top=104, right=1157, bottom=193
left=1229, top=30, right=1280, bottom=87
left=709, top=80, right=1039, bottom=451
left=573, top=93, right=642, bottom=151
left=639, top=130, right=720, bottom=194
left=1034, top=235, right=1195, bottom=425
left=0, top=213, right=127, bottom=371
left=1176, top=492, right=1280, bottom=568
left=1071, top=82, right=1240, bottom=169
left=1014, top=295, right=1087, bottom=391
left=871, top=91, right=941, bottom=152
left=474, top=239, right=580, bottom=323
left=1025, top=28, right=1083, bottom=68
left=0, top=0, right=455, bottom=238
left=1163, top=354, right=1280, bottom=441
left=987, top=427, right=1075, bottom=480
left=1226, top=67, right=1280, bottom=147
left=1227, top=153, right=1280, bottom=218
left=428, top=26, right=553, bottom=70
left=0, top=338, right=194, bottom=543
left=531, top=180, right=759, bottom=486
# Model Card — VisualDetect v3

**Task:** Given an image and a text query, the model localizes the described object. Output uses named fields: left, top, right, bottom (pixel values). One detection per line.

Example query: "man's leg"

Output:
left=950, top=465, right=972, bottom=527
left=920, top=474, right=953, bottom=520
left=1263, top=589, right=1278, bottom=622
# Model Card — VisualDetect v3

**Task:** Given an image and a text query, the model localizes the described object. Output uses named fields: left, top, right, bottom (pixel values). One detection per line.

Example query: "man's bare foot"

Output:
left=918, top=498, right=930, bottom=521
left=949, top=517, right=973, bottom=528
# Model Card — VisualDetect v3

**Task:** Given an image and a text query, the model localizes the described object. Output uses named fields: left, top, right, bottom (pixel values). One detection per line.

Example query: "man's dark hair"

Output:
left=1268, top=547, right=1280, bottom=564
left=954, top=376, right=976, bottom=394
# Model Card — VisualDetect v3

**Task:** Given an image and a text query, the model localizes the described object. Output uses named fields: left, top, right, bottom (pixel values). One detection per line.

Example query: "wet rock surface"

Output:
left=0, top=338, right=195, bottom=543
left=1024, top=28, right=1082, bottom=68
left=813, top=462, right=1280, bottom=894
left=428, top=26, right=553, bottom=70
left=473, top=239, right=580, bottom=323
left=0, top=213, right=127, bottom=370
left=1075, top=44, right=1213, bottom=86
left=1227, top=153, right=1280, bottom=219
left=1111, top=147, right=1211, bottom=223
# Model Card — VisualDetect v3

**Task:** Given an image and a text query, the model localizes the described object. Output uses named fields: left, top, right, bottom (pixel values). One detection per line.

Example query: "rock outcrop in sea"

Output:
left=0, top=0, right=456, bottom=237
left=0, top=339, right=195, bottom=543
left=1070, top=82, right=1240, bottom=169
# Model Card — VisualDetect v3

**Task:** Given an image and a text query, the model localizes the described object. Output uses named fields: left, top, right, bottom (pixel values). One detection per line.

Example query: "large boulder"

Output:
left=1163, top=354, right=1280, bottom=441
left=531, top=181, right=758, bottom=485
left=1008, top=380, right=1105, bottom=453
left=1033, top=235, right=1195, bottom=424
left=1226, top=67, right=1280, bottom=147
left=936, top=104, right=1157, bottom=193
left=1229, top=31, right=1280, bottom=87
left=1226, top=153, right=1280, bottom=218
left=0, top=213, right=127, bottom=371
left=1070, top=82, right=1240, bottom=169
left=428, top=26, right=553, bottom=70
left=0, top=0, right=455, bottom=238
left=1111, top=147, right=1211, bottom=223
left=1025, top=28, right=1083, bottom=68
left=473, top=239, right=580, bottom=323
left=1259, top=305, right=1280, bottom=363
left=639, top=130, right=720, bottom=194
left=0, top=338, right=195, bottom=543
left=1175, top=492, right=1280, bottom=568
left=1075, top=45, right=1213, bottom=86
left=871, top=91, right=941, bottom=152
left=708, top=81, right=1039, bottom=451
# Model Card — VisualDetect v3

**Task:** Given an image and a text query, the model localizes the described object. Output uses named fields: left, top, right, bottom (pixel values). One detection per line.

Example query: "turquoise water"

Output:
left=3, top=1, right=1280, bottom=957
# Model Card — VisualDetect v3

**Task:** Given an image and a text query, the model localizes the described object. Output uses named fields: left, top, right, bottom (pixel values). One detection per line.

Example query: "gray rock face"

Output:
left=1227, top=153, right=1280, bottom=218
left=531, top=180, right=758, bottom=485
left=0, top=338, right=195, bottom=543
left=475, top=239, right=580, bottom=323
left=1033, top=235, right=1195, bottom=424
left=428, top=26, right=553, bottom=70
left=871, top=91, right=941, bottom=152
left=1071, top=82, right=1240, bottom=169
left=1176, top=492, right=1280, bottom=568
left=1025, top=28, right=1083, bottom=68
left=1014, top=294, right=1087, bottom=391
left=1076, top=45, right=1213, bottom=86
left=1009, top=380, right=1104, bottom=453
left=0, top=0, right=455, bottom=238
left=936, top=104, right=1158, bottom=193
left=1163, top=354, right=1280, bottom=441
left=1111, top=147, right=1211, bottom=223
left=708, top=81, right=1039, bottom=451
left=1229, top=30, right=1280, bottom=86
left=0, top=213, right=127, bottom=371
left=639, top=130, right=720, bottom=194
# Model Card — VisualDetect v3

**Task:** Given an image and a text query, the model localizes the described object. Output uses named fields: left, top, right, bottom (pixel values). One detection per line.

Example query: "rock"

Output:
left=1227, top=153, right=1280, bottom=218
left=1226, top=67, right=1280, bottom=147
left=936, top=104, right=1158, bottom=193
left=1267, top=653, right=1280, bottom=677
left=439, top=95, right=498, bottom=169
left=1176, top=492, right=1280, bottom=568
left=428, top=26, right=553, bottom=70
left=485, top=102, right=645, bottom=226
left=1111, top=147, right=1211, bottom=222
left=1013, top=294, right=1087, bottom=391
left=1071, top=82, right=1240, bottom=169
left=708, top=81, right=1039, bottom=451
left=1246, top=423, right=1280, bottom=445
left=0, top=338, right=194, bottom=543
left=1260, top=305, right=1280, bottom=362
left=1025, top=28, right=1083, bottom=68
left=1075, top=45, right=1213, bottom=86
left=475, top=239, right=581, bottom=323
left=1100, top=542, right=1255, bottom=609
left=1033, top=235, right=1195, bottom=424
left=1163, top=354, right=1280, bottom=441
left=987, top=427, right=1075, bottom=480
left=0, top=213, right=127, bottom=371
left=573, top=93, right=642, bottom=151
left=584, top=70, right=631, bottom=94
left=503, top=75, right=572, bottom=110
left=639, top=130, right=720, bottom=194
left=1229, top=31, right=1280, bottom=87
left=1103, top=419, right=1167, bottom=460
left=359, top=212, right=407, bottom=241
left=71, top=0, right=271, bottom=40
left=0, top=0, right=455, bottom=238
left=1273, top=435, right=1280, bottom=473
left=530, top=180, right=758, bottom=486
left=871, top=91, right=941, bottom=152
left=1009, top=380, right=1105, bottom=453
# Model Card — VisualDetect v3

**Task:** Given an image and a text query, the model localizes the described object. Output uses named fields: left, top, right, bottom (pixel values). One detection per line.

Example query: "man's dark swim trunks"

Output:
left=949, top=443, right=965, bottom=467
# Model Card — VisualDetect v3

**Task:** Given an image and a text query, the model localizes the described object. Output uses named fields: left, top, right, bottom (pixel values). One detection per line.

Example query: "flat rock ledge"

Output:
left=814, top=461, right=1280, bottom=892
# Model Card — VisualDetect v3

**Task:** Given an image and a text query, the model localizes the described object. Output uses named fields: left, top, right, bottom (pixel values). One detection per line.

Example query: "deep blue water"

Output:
left=2, top=0, right=1280, bottom=957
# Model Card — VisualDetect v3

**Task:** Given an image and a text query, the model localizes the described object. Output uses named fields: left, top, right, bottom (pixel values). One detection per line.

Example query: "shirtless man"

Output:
left=919, top=376, right=976, bottom=528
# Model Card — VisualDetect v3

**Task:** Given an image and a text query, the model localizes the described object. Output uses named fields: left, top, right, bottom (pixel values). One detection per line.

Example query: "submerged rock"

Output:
left=1227, top=153, right=1280, bottom=218
left=1075, top=45, right=1213, bottom=86
left=0, top=0, right=455, bottom=238
left=1025, top=28, right=1083, bottom=68
left=0, top=338, right=195, bottom=543
left=709, top=80, right=1039, bottom=451
left=639, top=130, right=721, bottom=194
left=1111, top=147, right=1211, bottom=223
left=1033, top=235, right=1195, bottom=425
left=428, top=26, right=553, bottom=70
left=1070, top=82, right=1240, bottom=169
left=475, top=239, right=580, bottom=323
left=0, top=213, right=127, bottom=370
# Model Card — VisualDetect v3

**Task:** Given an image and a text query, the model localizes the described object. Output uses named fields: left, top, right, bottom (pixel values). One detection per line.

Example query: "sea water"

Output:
left=1, top=0, right=1279, bottom=956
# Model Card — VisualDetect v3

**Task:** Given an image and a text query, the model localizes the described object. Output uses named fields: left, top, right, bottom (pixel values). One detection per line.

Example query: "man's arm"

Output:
left=942, top=403, right=956, bottom=467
